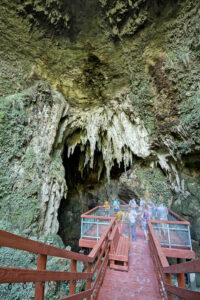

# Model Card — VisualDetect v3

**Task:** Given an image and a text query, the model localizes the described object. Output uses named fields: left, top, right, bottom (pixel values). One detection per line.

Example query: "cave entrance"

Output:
left=58, top=144, right=126, bottom=250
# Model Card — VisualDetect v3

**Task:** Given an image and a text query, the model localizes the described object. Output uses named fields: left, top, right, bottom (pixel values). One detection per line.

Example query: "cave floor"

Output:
left=98, top=227, right=161, bottom=300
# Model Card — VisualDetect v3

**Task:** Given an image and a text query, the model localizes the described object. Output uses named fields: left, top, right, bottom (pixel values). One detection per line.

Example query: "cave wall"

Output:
left=0, top=81, right=68, bottom=235
left=0, top=0, right=200, bottom=248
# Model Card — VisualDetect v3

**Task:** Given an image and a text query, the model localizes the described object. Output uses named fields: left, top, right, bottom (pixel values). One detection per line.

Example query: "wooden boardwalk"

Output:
left=98, top=226, right=162, bottom=300
left=0, top=207, right=198, bottom=300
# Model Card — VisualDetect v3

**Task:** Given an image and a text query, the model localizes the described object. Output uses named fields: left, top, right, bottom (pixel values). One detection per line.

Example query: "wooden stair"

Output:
left=98, top=227, right=162, bottom=300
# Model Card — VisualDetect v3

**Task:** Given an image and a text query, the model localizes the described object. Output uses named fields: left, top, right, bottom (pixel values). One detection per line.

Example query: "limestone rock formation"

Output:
left=0, top=81, right=68, bottom=235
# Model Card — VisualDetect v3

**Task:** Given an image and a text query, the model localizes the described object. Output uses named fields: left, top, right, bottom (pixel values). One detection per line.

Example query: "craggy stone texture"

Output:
left=18, top=0, right=70, bottom=32
left=0, top=0, right=200, bottom=253
left=98, top=0, right=149, bottom=38
left=0, top=82, right=68, bottom=235
left=118, top=163, right=174, bottom=205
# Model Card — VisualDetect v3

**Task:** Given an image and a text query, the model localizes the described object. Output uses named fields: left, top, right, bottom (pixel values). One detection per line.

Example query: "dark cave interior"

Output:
left=58, top=144, right=127, bottom=250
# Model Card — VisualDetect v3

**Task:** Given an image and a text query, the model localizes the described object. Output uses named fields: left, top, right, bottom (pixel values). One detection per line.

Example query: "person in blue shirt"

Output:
left=113, top=199, right=120, bottom=218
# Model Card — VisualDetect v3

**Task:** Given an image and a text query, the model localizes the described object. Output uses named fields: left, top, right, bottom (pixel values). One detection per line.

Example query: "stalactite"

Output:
left=63, top=103, right=151, bottom=182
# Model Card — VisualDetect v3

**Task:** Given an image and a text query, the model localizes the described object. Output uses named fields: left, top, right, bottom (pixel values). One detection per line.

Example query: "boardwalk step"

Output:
left=98, top=227, right=162, bottom=300
left=110, top=263, right=128, bottom=272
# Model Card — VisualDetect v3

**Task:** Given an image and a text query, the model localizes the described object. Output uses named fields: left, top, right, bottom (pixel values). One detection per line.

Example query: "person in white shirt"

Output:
left=148, top=202, right=156, bottom=220
left=138, top=199, right=146, bottom=228
left=129, top=197, right=137, bottom=208
left=157, top=203, right=168, bottom=239
left=140, top=199, right=146, bottom=208
left=157, top=203, right=168, bottom=220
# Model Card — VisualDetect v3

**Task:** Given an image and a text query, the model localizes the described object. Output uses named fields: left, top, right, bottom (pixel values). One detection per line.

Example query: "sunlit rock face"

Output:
left=0, top=0, right=200, bottom=250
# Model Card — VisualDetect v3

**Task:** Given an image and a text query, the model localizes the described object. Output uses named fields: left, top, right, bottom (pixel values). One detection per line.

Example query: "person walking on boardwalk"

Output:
left=129, top=205, right=138, bottom=241
left=142, top=204, right=149, bottom=242
left=104, top=200, right=110, bottom=217
left=157, top=203, right=168, bottom=221
left=148, top=201, right=156, bottom=220
left=157, top=202, right=168, bottom=239
left=140, top=198, right=146, bottom=208
left=113, top=199, right=120, bottom=219
left=138, top=198, right=145, bottom=228
left=129, top=197, right=137, bottom=209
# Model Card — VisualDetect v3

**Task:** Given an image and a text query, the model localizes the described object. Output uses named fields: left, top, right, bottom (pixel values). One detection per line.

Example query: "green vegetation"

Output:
left=162, top=3, right=200, bottom=155
left=136, top=165, right=173, bottom=205
left=0, top=92, right=39, bottom=232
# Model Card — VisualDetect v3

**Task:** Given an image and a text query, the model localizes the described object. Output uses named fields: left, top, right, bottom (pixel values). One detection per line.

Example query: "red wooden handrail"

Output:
left=81, top=206, right=101, bottom=217
left=0, top=217, right=116, bottom=300
left=164, top=284, right=200, bottom=300
left=168, top=209, right=187, bottom=222
left=148, top=222, right=169, bottom=268
left=149, top=219, right=190, bottom=225
left=148, top=221, right=169, bottom=299
left=0, top=267, right=92, bottom=283
left=0, top=230, right=91, bottom=262
left=60, top=289, right=93, bottom=300
left=148, top=219, right=200, bottom=300
left=1, top=206, right=199, bottom=300
left=81, top=205, right=129, bottom=217
left=108, top=223, right=119, bottom=241
left=81, top=215, right=113, bottom=219
left=162, top=248, right=195, bottom=259
left=164, top=259, right=200, bottom=274
left=88, top=218, right=115, bottom=260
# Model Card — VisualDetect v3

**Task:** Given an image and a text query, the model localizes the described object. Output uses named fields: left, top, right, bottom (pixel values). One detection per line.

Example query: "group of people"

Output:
left=129, top=198, right=168, bottom=242
left=104, top=199, right=120, bottom=217
left=104, top=198, right=168, bottom=242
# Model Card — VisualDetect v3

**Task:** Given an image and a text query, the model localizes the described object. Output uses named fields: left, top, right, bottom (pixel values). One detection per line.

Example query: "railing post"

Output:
left=35, top=254, right=47, bottom=300
left=177, top=258, right=186, bottom=289
left=188, top=225, right=192, bottom=250
left=81, top=218, right=83, bottom=238
left=166, top=273, right=173, bottom=300
left=97, top=219, right=99, bottom=240
left=70, top=259, right=77, bottom=295
left=167, top=224, right=171, bottom=248
left=86, top=262, right=92, bottom=300
left=177, top=273, right=186, bottom=289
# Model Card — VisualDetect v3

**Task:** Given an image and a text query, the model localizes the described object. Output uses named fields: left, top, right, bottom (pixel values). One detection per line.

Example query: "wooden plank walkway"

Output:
left=98, top=226, right=162, bottom=300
